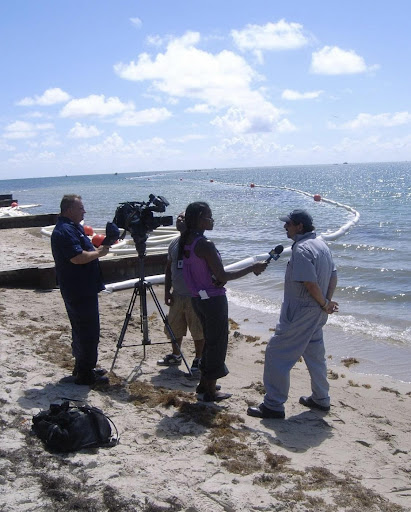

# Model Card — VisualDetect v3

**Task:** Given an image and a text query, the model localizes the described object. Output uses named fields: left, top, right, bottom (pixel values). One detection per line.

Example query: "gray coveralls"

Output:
left=263, top=231, right=336, bottom=413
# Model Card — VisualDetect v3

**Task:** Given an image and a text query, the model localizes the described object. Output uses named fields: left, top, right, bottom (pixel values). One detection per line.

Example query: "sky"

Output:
left=1, top=0, right=411, bottom=179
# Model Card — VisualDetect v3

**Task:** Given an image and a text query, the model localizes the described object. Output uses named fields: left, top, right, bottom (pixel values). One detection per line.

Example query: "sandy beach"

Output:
left=0, top=228, right=410, bottom=511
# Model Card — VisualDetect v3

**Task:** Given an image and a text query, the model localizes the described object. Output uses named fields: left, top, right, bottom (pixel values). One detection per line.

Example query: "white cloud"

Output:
left=0, top=140, right=15, bottom=151
left=114, top=32, right=258, bottom=101
left=114, top=31, right=284, bottom=134
left=77, top=133, right=178, bottom=160
left=27, top=135, right=62, bottom=148
left=311, top=46, right=372, bottom=75
left=130, top=17, right=142, bottom=28
left=60, top=95, right=133, bottom=118
left=8, top=150, right=56, bottom=164
left=17, top=88, right=71, bottom=106
left=231, top=19, right=309, bottom=61
left=116, top=107, right=172, bottom=126
left=35, top=123, right=54, bottom=131
left=211, top=106, right=284, bottom=134
left=37, top=151, right=56, bottom=160
left=185, top=104, right=213, bottom=114
left=146, top=35, right=165, bottom=47
left=210, top=134, right=295, bottom=157
left=277, top=118, right=297, bottom=132
left=3, top=121, right=54, bottom=139
left=81, top=133, right=125, bottom=153
left=172, top=134, right=206, bottom=143
left=330, top=111, right=411, bottom=130
left=282, top=89, right=323, bottom=100
left=24, top=111, right=48, bottom=119
left=68, top=123, right=103, bottom=139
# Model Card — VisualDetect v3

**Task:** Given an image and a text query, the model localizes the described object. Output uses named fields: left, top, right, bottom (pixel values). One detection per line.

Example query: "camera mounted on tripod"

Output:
left=113, top=194, right=173, bottom=256
left=110, top=194, right=190, bottom=372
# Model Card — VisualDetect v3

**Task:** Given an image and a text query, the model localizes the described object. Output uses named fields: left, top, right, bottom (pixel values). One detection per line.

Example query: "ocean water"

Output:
left=2, top=162, right=410, bottom=382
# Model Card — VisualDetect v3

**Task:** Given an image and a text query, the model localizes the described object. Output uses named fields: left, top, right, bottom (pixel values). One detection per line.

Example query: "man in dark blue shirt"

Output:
left=51, top=194, right=110, bottom=386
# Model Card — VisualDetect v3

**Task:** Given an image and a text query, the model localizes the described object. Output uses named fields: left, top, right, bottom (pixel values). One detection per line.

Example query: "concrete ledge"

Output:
left=0, top=253, right=167, bottom=290
left=0, top=213, right=59, bottom=229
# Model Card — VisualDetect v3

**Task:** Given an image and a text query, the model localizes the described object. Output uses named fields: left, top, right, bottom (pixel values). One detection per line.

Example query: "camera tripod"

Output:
left=110, top=253, right=192, bottom=375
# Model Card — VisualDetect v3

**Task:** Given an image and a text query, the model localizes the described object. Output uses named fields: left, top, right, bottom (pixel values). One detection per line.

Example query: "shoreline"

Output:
left=227, top=299, right=411, bottom=384
left=2, top=226, right=410, bottom=384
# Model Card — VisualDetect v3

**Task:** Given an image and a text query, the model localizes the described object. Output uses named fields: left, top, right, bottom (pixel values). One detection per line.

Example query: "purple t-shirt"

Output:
left=183, top=236, right=226, bottom=298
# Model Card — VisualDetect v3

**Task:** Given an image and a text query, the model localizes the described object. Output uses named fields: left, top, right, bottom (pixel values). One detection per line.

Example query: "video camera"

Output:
left=113, top=194, right=173, bottom=255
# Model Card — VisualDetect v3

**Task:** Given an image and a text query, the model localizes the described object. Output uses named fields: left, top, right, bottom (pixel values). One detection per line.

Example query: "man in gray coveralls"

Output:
left=247, top=209, right=338, bottom=419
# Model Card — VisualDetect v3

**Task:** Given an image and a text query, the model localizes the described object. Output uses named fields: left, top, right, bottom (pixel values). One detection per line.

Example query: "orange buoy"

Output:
left=84, top=225, right=94, bottom=236
left=210, top=179, right=214, bottom=182
left=250, top=183, right=255, bottom=188
left=92, top=234, right=105, bottom=247
left=11, top=201, right=18, bottom=207
left=313, top=194, right=321, bottom=202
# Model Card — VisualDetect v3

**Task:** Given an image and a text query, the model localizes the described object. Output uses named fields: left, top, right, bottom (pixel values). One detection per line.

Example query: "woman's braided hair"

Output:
left=178, top=201, right=210, bottom=259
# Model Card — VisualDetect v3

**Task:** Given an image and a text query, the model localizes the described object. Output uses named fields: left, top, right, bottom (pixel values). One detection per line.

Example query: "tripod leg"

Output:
left=147, top=283, right=193, bottom=376
left=110, top=285, right=139, bottom=372
left=139, top=280, right=151, bottom=346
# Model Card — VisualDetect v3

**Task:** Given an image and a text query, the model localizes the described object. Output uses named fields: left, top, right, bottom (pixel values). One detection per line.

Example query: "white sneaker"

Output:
left=157, top=354, right=182, bottom=366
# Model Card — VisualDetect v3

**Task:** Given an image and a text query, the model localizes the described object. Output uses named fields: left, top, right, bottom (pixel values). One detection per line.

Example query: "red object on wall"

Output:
left=84, top=225, right=94, bottom=236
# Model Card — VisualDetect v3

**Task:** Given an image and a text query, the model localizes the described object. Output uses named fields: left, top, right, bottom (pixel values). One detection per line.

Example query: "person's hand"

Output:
left=324, top=300, right=339, bottom=314
left=253, top=261, right=268, bottom=276
left=97, top=245, right=110, bottom=257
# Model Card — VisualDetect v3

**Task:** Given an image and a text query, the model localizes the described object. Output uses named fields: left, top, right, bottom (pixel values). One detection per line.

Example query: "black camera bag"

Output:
left=32, top=401, right=118, bottom=452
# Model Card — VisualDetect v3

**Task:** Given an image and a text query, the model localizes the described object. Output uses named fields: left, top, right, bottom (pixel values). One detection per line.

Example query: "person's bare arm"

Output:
left=70, top=245, right=109, bottom=265
left=304, top=271, right=338, bottom=314
left=326, top=271, right=337, bottom=301
left=196, top=239, right=267, bottom=284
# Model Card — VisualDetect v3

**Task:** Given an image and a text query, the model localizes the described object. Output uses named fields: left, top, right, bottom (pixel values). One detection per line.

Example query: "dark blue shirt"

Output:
left=51, top=216, right=104, bottom=298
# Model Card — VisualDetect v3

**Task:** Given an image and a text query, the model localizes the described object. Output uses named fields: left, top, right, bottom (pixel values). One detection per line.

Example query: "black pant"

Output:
left=62, top=293, right=100, bottom=373
left=192, top=295, right=229, bottom=380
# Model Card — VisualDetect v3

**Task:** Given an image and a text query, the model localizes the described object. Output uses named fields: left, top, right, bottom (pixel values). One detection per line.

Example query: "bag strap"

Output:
left=58, top=398, right=120, bottom=446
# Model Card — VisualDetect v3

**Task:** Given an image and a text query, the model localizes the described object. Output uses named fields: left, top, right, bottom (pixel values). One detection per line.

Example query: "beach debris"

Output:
left=356, top=440, right=372, bottom=447
left=245, top=334, right=260, bottom=343
left=229, top=318, right=240, bottom=330
left=381, top=386, right=401, bottom=396
left=392, top=449, right=408, bottom=456
left=242, top=380, right=265, bottom=395
left=338, top=401, right=357, bottom=410
left=341, top=357, right=359, bottom=367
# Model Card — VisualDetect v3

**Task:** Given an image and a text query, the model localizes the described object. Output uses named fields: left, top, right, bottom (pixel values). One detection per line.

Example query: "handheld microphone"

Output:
left=253, top=244, right=284, bottom=275
left=266, top=245, right=284, bottom=263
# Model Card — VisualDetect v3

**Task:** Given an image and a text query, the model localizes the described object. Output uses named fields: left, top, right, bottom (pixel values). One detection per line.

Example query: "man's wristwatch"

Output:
left=321, top=299, right=329, bottom=310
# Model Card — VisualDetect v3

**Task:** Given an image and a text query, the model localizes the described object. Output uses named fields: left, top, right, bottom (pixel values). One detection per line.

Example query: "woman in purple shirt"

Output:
left=180, top=202, right=267, bottom=402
